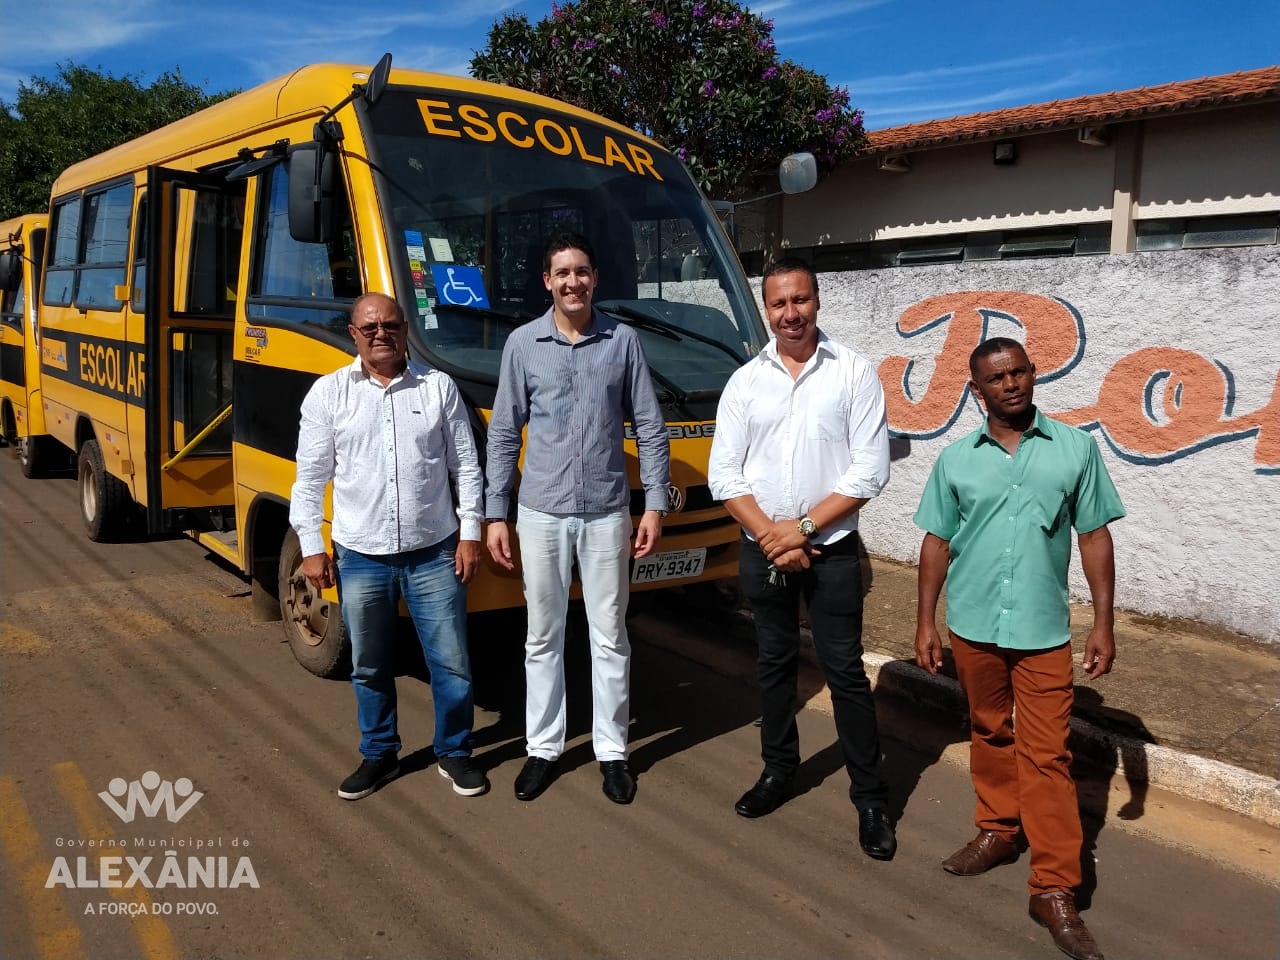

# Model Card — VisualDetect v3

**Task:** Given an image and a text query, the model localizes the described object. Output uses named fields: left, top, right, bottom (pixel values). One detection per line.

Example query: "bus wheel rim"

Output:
left=81, top=465, right=97, bottom=520
left=287, top=573, right=329, bottom=648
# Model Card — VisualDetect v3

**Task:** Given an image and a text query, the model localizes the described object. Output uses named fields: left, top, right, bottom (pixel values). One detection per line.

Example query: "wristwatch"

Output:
left=797, top=516, right=817, bottom=537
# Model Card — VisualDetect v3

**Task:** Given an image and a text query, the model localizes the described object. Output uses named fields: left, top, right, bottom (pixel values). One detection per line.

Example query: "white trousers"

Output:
left=516, top=504, right=632, bottom=761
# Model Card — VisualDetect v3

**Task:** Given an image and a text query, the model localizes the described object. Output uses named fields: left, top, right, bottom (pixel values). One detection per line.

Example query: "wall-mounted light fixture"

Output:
left=877, top=154, right=912, bottom=173
left=992, top=140, right=1017, bottom=165
left=1076, top=126, right=1110, bottom=147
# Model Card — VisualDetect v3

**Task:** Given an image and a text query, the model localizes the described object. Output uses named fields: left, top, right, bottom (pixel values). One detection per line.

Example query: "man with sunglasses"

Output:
left=291, top=292, right=487, bottom=802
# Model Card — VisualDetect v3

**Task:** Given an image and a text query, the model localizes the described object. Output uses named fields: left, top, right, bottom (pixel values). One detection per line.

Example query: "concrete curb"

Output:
left=632, top=610, right=1280, bottom=829
left=864, top=653, right=1280, bottom=830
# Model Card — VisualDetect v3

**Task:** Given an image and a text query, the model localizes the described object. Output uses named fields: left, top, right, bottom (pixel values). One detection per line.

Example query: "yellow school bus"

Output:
left=0, top=213, right=61, bottom=476
left=36, top=55, right=770, bottom=676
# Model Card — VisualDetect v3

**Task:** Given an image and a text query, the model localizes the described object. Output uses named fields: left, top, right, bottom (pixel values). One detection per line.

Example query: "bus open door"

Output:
left=139, top=166, right=242, bottom=541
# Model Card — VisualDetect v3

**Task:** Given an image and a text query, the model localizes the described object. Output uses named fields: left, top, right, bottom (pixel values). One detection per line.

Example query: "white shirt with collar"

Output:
left=290, top=356, right=483, bottom=558
left=708, top=330, right=890, bottom=546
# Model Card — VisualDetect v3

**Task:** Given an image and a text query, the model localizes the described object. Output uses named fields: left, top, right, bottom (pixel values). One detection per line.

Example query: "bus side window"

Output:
left=174, top=183, right=245, bottom=318
left=0, top=271, right=18, bottom=322
left=76, top=182, right=133, bottom=309
left=248, top=163, right=361, bottom=334
left=43, top=196, right=82, bottom=308
left=131, top=193, right=147, bottom=312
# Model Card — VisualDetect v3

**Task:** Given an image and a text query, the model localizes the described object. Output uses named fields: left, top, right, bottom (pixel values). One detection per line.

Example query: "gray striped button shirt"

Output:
left=485, top=308, right=670, bottom=519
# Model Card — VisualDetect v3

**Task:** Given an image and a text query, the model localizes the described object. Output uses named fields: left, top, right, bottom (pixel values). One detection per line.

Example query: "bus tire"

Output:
left=278, top=528, right=350, bottom=679
left=78, top=439, right=130, bottom=542
left=0, top=401, right=14, bottom=446
left=18, top=435, right=56, bottom=479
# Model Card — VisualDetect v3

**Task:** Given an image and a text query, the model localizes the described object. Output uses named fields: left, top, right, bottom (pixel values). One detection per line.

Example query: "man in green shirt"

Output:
left=913, top=337, right=1124, bottom=960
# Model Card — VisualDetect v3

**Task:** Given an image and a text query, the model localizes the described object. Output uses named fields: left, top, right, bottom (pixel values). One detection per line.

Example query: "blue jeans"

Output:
left=333, top=538, right=475, bottom=761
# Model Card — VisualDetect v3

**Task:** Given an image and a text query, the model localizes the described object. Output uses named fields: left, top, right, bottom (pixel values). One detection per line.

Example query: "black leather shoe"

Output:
left=514, top=756, right=557, bottom=801
left=600, top=761, right=636, bottom=804
left=734, top=773, right=794, bottom=818
left=858, top=807, right=897, bottom=861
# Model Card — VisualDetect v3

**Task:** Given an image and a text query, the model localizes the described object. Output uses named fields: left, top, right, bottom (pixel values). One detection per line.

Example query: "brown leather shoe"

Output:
left=941, top=830, right=1019, bottom=875
left=1029, top=891, right=1105, bottom=960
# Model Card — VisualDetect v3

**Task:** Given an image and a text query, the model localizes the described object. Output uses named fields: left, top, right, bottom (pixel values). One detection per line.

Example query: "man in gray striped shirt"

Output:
left=485, top=232, right=670, bottom=805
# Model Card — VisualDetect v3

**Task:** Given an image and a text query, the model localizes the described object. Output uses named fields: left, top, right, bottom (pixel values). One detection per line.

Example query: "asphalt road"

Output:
left=1, top=452, right=1277, bottom=960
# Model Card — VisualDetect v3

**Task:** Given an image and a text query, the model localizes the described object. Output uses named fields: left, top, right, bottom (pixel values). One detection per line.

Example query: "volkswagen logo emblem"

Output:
left=666, top=483, right=684, bottom=513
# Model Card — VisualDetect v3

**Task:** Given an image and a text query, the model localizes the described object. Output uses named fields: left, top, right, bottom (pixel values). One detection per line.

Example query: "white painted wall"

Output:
left=1138, top=103, right=1280, bottom=218
left=782, top=129, right=1116, bottom=244
left=754, top=247, right=1280, bottom=641
left=774, top=102, right=1280, bottom=247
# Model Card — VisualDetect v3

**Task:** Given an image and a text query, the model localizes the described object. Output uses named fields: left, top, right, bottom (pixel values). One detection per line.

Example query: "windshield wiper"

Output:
left=596, top=301, right=747, bottom=366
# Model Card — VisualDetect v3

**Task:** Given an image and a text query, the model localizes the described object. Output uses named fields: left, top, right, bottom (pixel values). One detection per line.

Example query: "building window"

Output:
left=897, top=241, right=965, bottom=265
left=774, top=223, right=1111, bottom=273
left=764, top=213, right=1278, bottom=275
left=1136, top=214, right=1279, bottom=251
left=997, top=231, right=1076, bottom=259
left=1075, top=223, right=1111, bottom=255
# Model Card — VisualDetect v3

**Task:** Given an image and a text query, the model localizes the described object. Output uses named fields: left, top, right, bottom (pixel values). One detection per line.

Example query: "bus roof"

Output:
left=49, top=62, right=664, bottom=197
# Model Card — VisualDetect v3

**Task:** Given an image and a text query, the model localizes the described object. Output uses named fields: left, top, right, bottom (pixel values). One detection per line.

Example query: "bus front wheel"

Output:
left=78, top=439, right=131, bottom=541
left=277, top=528, right=350, bottom=679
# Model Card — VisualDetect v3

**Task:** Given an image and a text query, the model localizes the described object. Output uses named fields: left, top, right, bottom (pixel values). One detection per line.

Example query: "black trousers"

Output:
left=738, top=532, right=888, bottom=810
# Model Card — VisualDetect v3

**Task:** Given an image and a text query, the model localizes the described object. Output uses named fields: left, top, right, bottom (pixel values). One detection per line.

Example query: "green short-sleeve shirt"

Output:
left=913, top=409, right=1125, bottom=650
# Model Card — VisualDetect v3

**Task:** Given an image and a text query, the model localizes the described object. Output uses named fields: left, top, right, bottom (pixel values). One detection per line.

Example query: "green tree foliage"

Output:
left=470, top=0, right=865, bottom=199
left=0, top=64, right=233, bottom=220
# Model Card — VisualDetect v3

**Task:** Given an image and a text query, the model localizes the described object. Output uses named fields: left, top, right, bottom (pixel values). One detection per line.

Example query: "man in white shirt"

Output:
left=291, top=292, right=487, bottom=801
left=708, top=259, right=896, bottom=860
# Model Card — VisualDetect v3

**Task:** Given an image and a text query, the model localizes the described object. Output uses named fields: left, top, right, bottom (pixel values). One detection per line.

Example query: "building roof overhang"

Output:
left=862, top=65, right=1280, bottom=157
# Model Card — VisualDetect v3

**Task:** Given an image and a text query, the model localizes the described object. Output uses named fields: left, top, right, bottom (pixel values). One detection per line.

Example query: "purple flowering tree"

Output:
left=469, top=0, right=865, bottom=199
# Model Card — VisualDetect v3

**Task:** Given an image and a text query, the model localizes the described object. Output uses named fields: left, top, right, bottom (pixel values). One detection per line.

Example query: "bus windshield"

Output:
left=365, top=87, right=766, bottom=401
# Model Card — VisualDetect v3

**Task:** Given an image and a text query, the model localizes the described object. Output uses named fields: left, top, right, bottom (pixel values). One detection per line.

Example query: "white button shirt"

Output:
left=290, top=357, right=483, bottom=558
left=708, top=331, right=890, bottom=546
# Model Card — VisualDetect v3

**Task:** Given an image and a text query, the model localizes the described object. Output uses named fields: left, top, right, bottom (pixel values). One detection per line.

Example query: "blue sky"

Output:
left=1, top=0, right=1275, bottom=130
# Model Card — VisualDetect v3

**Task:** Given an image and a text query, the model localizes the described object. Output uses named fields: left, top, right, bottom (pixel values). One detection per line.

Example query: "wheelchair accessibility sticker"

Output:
left=429, top=264, right=489, bottom=309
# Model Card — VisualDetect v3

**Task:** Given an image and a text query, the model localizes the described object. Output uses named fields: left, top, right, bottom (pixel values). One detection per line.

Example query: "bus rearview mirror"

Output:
left=286, top=142, right=337, bottom=244
left=364, top=53, right=393, bottom=107
left=0, top=250, right=19, bottom=292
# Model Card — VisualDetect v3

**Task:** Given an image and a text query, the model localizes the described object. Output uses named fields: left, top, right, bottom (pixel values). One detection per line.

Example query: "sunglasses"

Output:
left=352, top=320, right=405, bottom=338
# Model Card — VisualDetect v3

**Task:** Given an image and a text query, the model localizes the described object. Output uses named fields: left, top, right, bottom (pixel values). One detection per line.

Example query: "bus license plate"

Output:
left=631, top=548, right=707, bottom=584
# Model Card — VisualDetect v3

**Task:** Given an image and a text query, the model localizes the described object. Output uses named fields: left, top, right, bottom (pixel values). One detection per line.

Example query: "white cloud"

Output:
left=1, top=0, right=519, bottom=89
left=210, top=1, right=529, bottom=83
left=752, top=0, right=892, bottom=27
left=383, top=46, right=478, bottom=80
left=861, top=70, right=1110, bottom=128
left=6, top=0, right=167, bottom=58
left=846, top=49, right=1116, bottom=95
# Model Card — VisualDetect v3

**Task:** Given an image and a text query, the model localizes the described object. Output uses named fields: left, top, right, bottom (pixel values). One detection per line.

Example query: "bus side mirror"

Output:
left=287, top=142, right=337, bottom=244
left=364, top=52, right=392, bottom=107
left=0, top=250, right=19, bottom=292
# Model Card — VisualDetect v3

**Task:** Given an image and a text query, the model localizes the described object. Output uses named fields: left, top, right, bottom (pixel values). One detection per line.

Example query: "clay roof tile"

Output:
left=863, top=66, right=1280, bottom=155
